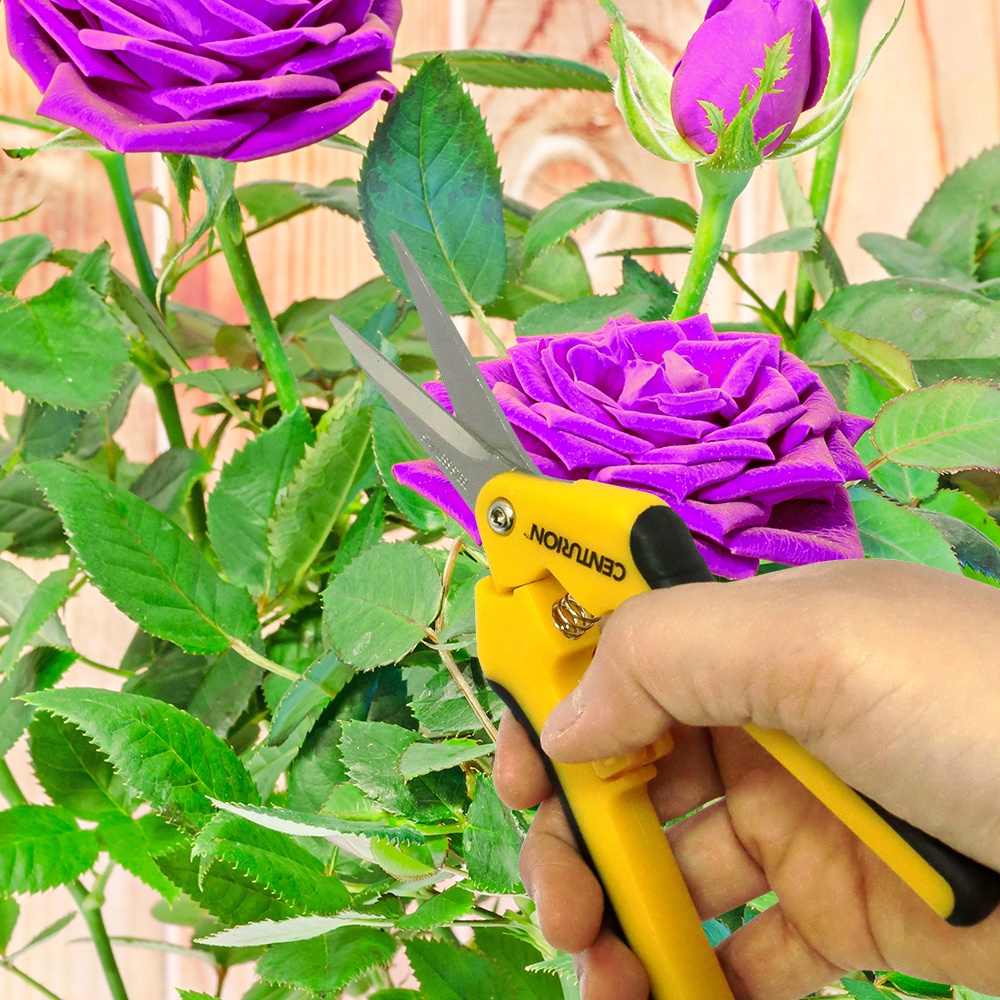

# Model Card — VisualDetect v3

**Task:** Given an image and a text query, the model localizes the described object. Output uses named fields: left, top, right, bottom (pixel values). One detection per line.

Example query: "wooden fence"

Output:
left=0, top=1, right=998, bottom=996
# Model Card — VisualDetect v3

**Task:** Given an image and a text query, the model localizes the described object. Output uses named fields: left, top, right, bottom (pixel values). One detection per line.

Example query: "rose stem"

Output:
left=215, top=198, right=303, bottom=417
left=98, top=151, right=210, bottom=543
left=670, top=166, right=753, bottom=320
left=0, top=761, right=130, bottom=1000
left=792, top=0, right=872, bottom=330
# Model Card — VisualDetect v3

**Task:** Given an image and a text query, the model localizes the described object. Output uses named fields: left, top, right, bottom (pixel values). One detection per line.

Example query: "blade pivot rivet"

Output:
left=487, top=499, right=515, bottom=535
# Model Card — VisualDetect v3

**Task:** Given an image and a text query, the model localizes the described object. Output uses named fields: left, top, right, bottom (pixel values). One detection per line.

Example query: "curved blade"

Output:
left=332, top=317, right=513, bottom=510
left=390, top=232, right=536, bottom=476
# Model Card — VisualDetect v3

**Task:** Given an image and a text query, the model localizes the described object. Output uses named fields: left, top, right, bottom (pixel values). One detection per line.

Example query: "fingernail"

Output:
left=542, top=685, right=584, bottom=748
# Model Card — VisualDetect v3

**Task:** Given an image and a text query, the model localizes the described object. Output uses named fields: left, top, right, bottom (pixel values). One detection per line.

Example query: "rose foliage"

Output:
left=396, top=315, right=872, bottom=579
left=4, top=0, right=401, bottom=160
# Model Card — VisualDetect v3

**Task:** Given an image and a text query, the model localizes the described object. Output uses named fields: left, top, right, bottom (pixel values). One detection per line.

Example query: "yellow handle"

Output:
left=478, top=573, right=735, bottom=1000
left=744, top=725, right=956, bottom=918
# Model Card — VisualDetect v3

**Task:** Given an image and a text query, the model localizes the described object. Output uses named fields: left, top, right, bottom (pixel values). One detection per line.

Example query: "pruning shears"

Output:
left=332, top=235, right=1000, bottom=1000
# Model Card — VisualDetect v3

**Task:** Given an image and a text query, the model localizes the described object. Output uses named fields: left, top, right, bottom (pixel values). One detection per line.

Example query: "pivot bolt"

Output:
left=487, top=498, right=515, bottom=535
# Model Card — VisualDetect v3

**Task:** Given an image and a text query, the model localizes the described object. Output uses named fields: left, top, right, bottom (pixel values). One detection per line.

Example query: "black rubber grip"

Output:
left=628, top=502, right=1000, bottom=927
left=630, top=506, right=715, bottom=588
left=489, top=680, right=626, bottom=944
left=857, top=794, right=1000, bottom=927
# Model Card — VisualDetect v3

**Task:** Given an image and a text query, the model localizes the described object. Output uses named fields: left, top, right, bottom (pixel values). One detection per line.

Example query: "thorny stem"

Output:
left=439, top=647, right=499, bottom=743
left=0, top=763, right=130, bottom=1000
left=670, top=166, right=753, bottom=320
left=215, top=198, right=303, bottom=417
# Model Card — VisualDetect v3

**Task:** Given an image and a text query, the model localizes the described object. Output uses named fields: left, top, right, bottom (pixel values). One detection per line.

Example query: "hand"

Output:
left=494, top=559, right=1000, bottom=1000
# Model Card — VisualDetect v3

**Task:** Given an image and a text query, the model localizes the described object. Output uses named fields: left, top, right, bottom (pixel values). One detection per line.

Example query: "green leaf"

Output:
left=619, top=257, right=677, bottom=320
left=921, top=490, right=1000, bottom=549
left=32, top=461, right=258, bottom=654
left=822, top=321, right=918, bottom=393
left=908, top=144, right=1000, bottom=276
left=0, top=276, right=129, bottom=410
left=474, top=929, right=562, bottom=1000
left=849, top=487, right=962, bottom=573
left=329, top=490, right=386, bottom=578
left=178, top=991, right=217, bottom=1000
left=199, top=914, right=383, bottom=948
left=399, top=739, right=492, bottom=780
left=870, top=381, right=1000, bottom=472
left=256, top=927, right=397, bottom=995
left=0, top=558, right=70, bottom=650
left=240, top=983, right=311, bottom=1000
left=71, top=369, right=140, bottom=460
left=0, top=565, right=73, bottom=676
left=0, top=470, right=67, bottom=558
left=236, top=179, right=359, bottom=230
left=16, top=401, right=85, bottom=463
left=359, top=56, right=506, bottom=314
left=411, top=673, right=503, bottom=737
left=370, top=407, right=446, bottom=533
left=516, top=292, right=652, bottom=337
left=207, top=409, right=313, bottom=594
left=777, top=160, right=846, bottom=303
left=340, top=720, right=460, bottom=823
left=845, top=366, right=938, bottom=504
left=29, top=712, right=132, bottom=820
left=128, top=449, right=212, bottom=517
left=732, top=227, right=818, bottom=255
left=877, top=973, right=951, bottom=997
left=268, top=404, right=373, bottom=591
left=0, top=234, right=52, bottom=292
left=97, top=813, right=186, bottom=899
left=840, top=980, right=897, bottom=1000
left=523, top=182, right=696, bottom=262
left=464, top=777, right=523, bottom=893
left=123, top=636, right=262, bottom=737
left=0, top=648, right=75, bottom=758
left=0, top=897, right=18, bottom=954
left=26, top=688, right=260, bottom=828
left=399, top=50, right=611, bottom=92
left=174, top=369, right=264, bottom=397
left=156, top=846, right=292, bottom=926
left=915, top=510, right=1000, bottom=583
left=955, top=988, right=1000, bottom=1000
left=192, top=814, right=350, bottom=916
left=406, top=934, right=557, bottom=1000
left=6, top=911, right=75, bottom=960
left=395, top=885, right=475, bottom=931
left=0, top=805, right=98, bottom=893
left=798, top=280, right=1000, bottom=400
left=859, top=233, right=980, bottom=288
left=268, top=654, right=354, bottom=746
left=322, top=543, right=442, bottom=671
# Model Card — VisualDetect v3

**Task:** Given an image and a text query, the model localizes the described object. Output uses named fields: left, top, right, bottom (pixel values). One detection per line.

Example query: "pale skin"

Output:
left=493, top=559, right=1000, bottom=1000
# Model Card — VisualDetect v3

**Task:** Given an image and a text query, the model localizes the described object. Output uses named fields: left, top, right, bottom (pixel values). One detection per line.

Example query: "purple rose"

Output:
left=4, top=0, right=401, bottom=161
left=395, top=314, right=871, bottom=580
left=671, top=0, right=830, bottom=156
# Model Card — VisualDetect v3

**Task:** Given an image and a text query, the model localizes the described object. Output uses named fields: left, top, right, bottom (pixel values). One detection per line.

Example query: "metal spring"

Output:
left=552, top=594, right=600, bottom=639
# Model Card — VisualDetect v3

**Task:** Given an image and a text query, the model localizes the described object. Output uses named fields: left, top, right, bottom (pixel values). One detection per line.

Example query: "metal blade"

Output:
left=332, top=316, right=513, bottom=510
left=390, top=232, right=536, bottom=476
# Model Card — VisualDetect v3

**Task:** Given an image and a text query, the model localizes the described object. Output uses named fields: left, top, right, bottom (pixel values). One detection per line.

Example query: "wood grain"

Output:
left=1, top=2, right=998, bottom=997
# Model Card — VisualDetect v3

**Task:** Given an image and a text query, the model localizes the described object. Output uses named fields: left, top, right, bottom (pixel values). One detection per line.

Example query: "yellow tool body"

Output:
left=474, top=470, right=958, bottom=1000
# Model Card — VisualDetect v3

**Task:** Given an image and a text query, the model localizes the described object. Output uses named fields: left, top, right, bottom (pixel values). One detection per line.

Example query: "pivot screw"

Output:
left=487, top=498, right=515, bottom=535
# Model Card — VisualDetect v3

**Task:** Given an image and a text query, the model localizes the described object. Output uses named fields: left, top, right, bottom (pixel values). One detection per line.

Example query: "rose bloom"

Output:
left=396, top=314, right=871, bottom=580
left=4, top=0, right=401, bottom=161
left=671, top=0, right=830, bottom=156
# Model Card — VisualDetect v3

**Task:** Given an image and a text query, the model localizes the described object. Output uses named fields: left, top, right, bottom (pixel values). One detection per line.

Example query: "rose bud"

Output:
left=671, top=0, right=830, bottom=156
left=4, top=0, right=402, bottom=161
left=395, top=314, right=871, bottom=580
